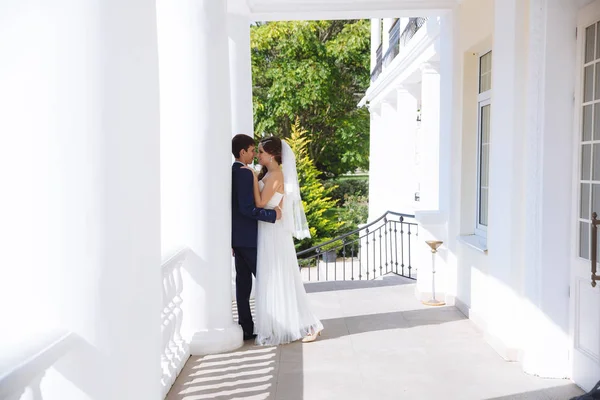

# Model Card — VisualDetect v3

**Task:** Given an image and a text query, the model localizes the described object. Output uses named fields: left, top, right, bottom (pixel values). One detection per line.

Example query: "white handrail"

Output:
left=161, top=247, right=190, bottom=398
left=0, top=330, right=74, bottom=400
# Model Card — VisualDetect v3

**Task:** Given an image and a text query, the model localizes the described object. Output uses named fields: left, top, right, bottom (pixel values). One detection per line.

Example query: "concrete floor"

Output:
left=167, top=275, right=584, bottom=400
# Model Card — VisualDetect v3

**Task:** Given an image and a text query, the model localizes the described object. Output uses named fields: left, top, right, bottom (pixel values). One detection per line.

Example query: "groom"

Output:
left=231, top=134, right=281, bottom=340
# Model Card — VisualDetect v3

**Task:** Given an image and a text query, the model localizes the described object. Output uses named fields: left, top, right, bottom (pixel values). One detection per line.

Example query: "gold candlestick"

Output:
left=423, top=240, right=445, bottom=306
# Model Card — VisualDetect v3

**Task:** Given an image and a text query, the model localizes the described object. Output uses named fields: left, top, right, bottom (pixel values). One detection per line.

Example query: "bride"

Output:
left=243, top=136, right=323, bottom=345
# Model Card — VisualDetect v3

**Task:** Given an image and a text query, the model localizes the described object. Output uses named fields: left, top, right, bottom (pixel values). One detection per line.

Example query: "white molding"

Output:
left=360, top=18, right=441, bottom=108
left=248, top=0, right=459, bottom=21
left=420, top=61, right=440, bottom=73
left=457, top=234, right=488, bottom=253
left=368, top=102, right=383, bottom=116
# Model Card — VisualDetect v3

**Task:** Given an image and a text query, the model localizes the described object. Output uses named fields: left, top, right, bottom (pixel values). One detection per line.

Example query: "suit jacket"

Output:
left=232, top=162, right=277, bottom=248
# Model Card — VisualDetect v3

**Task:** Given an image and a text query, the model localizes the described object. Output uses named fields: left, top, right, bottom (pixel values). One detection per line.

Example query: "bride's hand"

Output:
left=241, top=165, right=258, bottom=179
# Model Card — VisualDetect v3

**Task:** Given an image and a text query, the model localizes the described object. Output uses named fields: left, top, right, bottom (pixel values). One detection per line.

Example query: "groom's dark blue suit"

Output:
left=231, top=161, right=277, bottom=337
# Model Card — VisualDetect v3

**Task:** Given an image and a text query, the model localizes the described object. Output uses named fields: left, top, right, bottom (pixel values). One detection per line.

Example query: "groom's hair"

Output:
left=232, top=134, right=255, bottom=158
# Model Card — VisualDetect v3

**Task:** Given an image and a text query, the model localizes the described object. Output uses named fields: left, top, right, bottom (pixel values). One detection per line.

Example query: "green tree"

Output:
left=286, top=121, right=342, bottom=250
left=251, top=20, right=371, bottom=177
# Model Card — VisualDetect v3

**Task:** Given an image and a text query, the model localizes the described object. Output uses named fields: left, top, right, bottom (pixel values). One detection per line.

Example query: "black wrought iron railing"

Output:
left=383, top=19, right=400, bottom=68
left=370, top=44, right=383, bottom=82
left=400, top=17, right=428, bottom=48
left=297, top=211, right=418, bottom=282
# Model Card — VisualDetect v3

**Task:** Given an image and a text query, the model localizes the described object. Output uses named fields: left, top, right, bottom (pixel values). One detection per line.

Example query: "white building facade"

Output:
left=361, top=17, right=441, bottom=220
left=364, top=0, right=600, bottom=391
left=1, top=0, right=600, bottom=398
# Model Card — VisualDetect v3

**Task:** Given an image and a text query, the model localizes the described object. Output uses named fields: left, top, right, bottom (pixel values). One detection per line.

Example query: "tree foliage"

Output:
left=251, top=20, right=371, bottom=177
left=286, top=121, right=342, bottom=250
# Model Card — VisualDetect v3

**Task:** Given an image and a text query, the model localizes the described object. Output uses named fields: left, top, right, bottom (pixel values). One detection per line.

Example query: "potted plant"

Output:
left=320, top=239, right=343, bottom=263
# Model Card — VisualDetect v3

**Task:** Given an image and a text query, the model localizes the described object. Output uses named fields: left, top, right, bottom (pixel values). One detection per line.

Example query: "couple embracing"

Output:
left=231, top=134, right=323, bottom=345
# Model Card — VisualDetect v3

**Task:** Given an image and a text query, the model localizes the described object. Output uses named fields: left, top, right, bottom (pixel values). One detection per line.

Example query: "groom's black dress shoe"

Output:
left=243, top=332, right=257, bottom=341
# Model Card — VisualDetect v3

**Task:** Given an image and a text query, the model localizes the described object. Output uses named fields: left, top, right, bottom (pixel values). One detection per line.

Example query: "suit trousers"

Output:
left=233, top=246, right=257, bottom=335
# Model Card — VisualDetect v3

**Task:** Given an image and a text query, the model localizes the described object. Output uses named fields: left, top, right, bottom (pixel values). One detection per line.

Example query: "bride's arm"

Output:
left=244, top=168, right=283, bottom=208
left=234, top=168, right=279, bottom=222
left=239, top=166, right=263, bottom=206
left=256, top=175, right=283, bottom=208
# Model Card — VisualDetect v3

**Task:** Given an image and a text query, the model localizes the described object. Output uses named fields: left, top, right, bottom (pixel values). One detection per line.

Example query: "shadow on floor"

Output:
left=485, top=383, right=584, bottom=399
left=313, top=306, right=467, bottom=343
left=304, top=273, right=415, bottom=293
left=166, top=346, right=281, bottom=400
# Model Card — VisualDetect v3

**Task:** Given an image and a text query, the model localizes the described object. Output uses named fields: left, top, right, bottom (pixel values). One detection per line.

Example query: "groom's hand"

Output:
left=275, top=207, right=282, bottom=220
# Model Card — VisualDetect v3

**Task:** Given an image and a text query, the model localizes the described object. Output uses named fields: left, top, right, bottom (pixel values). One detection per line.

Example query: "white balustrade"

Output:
left=0, top=330, right=74, bottom=400
left=161, top=248, right=190, bottom=398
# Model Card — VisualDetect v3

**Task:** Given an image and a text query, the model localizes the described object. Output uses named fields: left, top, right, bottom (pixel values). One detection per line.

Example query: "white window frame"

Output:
left=475, top=50, right=492, bottom=238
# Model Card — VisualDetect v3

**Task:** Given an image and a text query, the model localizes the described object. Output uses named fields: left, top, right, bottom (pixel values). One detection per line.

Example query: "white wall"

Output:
left=453, top=0, right=494, bottom=327
left=450, top=0, right=581, bottom=378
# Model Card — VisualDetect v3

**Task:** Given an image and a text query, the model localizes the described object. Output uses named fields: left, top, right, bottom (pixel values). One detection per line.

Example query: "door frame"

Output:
left=570, top=0, right=600, bottom=390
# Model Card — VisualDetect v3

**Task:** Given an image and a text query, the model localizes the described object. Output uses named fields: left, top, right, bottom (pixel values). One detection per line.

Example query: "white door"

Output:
left=572, top=1, right=600, bottom=391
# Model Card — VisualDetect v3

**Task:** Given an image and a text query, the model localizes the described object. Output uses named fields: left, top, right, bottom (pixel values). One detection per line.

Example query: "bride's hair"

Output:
left=257, top=136, right=282, bottom=181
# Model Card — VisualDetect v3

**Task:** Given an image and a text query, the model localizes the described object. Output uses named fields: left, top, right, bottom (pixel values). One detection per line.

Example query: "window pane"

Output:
left=480, top=52, right=491, bottom=74
left=583, top=144, right=592, bottom=180
left=594, top=143, right=600, bottom=180
left=593, top=183, right=600, bottom=218
left=480, top=74, right=491, bottom=93
left=481, top=105, right=491, bottom=143
left=585, top=65, right=595, bottom=102
left=595, top=63, right=600, bottom=100
left=597, top=22, right=600, bottom=60
left=479, top=188, right=488, bottom=227
left=584, top=105, right=593, bottom=141
left=587, top=24, right=596, bottom=63
left=478, top=101, right=491, bottom=229
left=582, top=183, right=591, bottom=219
left=481, top=145, right=489, bottom=187
left=594, top=104, right=600, bottom=140
left=581, top=221, right=591, bottom=259
left=479, top=52, right=492, bottom=93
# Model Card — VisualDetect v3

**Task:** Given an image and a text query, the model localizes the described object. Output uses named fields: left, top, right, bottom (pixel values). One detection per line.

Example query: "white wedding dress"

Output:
left=255, top=180, right=323, bottom=346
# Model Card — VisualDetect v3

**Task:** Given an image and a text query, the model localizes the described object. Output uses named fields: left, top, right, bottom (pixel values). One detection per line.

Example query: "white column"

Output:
left=157, top=0, right=242, bottom=355
left=380, top=98, right=398, bottom=215
left=395, top=88, right=418, bottom=214
left=0, top=1, right=162, bottom=399
left=368, top=105, right=383, bottom=220
left=419, top=63, right=441, bottom=210
left=485, top=0, right=528, bottom=359
left=372, top=91, right=418, bottom=217
left=438, top=10, right=460, bottom=305
left=228, top=13, right=254, bottom=136
left=382, top=18, right=394, bottom=55
left=414, top=63, right=446, bottom=304
left=520, top=0, right=576, bottom=378
left=371, top=19, right=382, bottom=72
